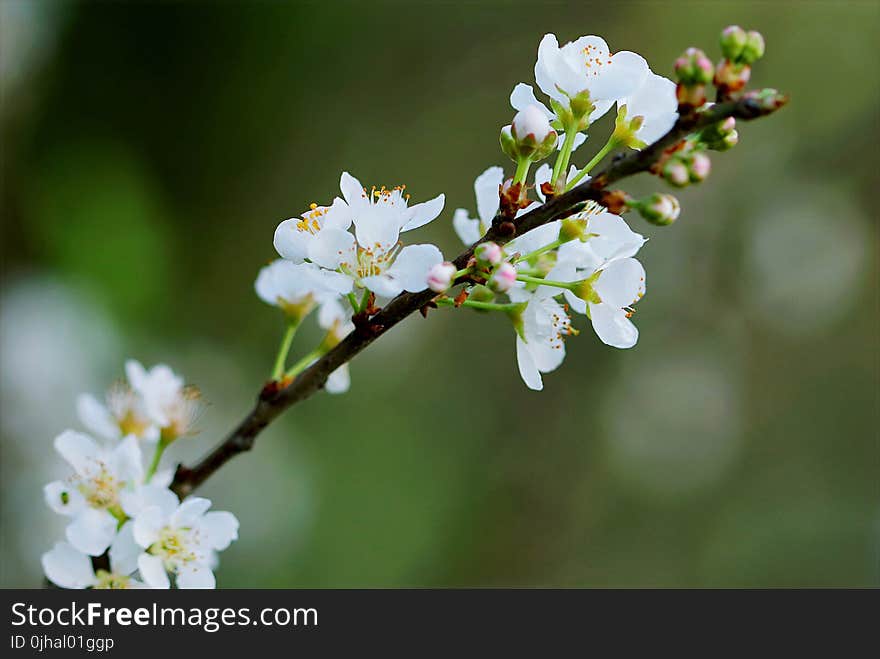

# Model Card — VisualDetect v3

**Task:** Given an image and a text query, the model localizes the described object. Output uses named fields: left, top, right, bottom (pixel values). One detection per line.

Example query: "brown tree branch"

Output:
left=171, top=91, right=787, bottom=498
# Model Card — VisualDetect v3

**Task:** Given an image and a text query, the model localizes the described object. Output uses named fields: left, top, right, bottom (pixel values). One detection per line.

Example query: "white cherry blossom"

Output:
left=43, top=431, right=142, bottom=556
left=255, top=259, right=352, bottom=318
left=126, top=360, right=201, bottom=442
left=453, top=166, right=503, bottom=245
left=77, top=382, right=159, bottom=443
left=133, top=496, right=239, bottom=589
left=307, top=172, right=445, bottom=298
left=533, top=33, right=648, bottom=121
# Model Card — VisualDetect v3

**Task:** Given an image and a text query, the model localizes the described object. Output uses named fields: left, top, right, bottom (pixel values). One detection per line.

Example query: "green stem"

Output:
left=357, top=288, right=371, bottom=313
left=551, top=126, right=578, bottom=189
left=435, top=298, right=524, bottom=312
left=516, top=274, right=574, bottom=290
left=285, top=347, right=325, bottom=379
left=145, top=438, right=169, bottom=484
left=566, top=137, right=619, bottom=191
left=513, top=157, right=532, bottom=186
left=346, top=293, right=359, bottom=313
left=515, top=238, right=563, bottom=264
left=452, top=267, right=472, bottom=281
left=271, top=320, right=299, bottom=381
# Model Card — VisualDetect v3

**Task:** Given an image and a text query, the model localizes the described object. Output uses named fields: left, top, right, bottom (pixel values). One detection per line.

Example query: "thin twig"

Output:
left=171, top=93, right=787, bottom=498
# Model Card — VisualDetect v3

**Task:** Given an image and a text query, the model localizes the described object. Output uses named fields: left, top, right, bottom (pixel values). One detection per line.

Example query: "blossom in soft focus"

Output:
left=43, top=431, right=142, bottom=555
left=126, top=360, right=201, bottom=442
left=76, top=382, right=159, bottom=443
left=317, top=297, right=354, bottom=394
left=255, top=258, right=352, bottom=320
left=133, top=496, right=239, bottom=589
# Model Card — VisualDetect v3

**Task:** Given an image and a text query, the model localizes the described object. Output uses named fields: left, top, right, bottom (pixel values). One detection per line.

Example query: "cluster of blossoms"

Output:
left=41, top=361, right=239, bottom=589
left=260, top=30, right=759, bottom=391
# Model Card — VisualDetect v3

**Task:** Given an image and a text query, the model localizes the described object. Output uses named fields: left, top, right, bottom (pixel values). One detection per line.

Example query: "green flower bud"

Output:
left=674, top=48, right=714, bottom=85
left=573, top=274, right=602, bottom=305
left=741, top=30, right=765, bottom=64
left=688, top=152, right=711, bottom=182
left=662, top=159, right=690, bottom=188
left=568, top=89, right=595, bottom=121
left=468, top=284, right=496, bottom=303
left=719, top=25, right=747, bottom=61
left=636, top=193, right=680, bottom=226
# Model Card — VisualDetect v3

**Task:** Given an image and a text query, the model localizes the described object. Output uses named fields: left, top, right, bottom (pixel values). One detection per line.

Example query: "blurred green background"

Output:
left=1, top=0, right=877, bottom=588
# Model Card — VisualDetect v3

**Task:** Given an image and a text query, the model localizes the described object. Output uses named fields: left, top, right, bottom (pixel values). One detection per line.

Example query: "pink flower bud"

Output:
left=427, top=262, right=456, bottom=293
left=489, top=262, right=517, bottom=293
left=475, top=242, right=503, bottom=267
left=689, top=152, right=712, bottom=182
left=663, top=159, right=690, bottom=188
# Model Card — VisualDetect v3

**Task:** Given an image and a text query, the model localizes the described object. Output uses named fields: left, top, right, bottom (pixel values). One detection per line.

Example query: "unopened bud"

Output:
left=427, top=262, right=456, bottom=293
left=700, top=117, right=738, bottom=150
left=688, top=152, right=711, bottom=182
left=475, top=242, right=503, bottom=267
left=676, top=82, right=706, bottom=109
left=663, top=159, right=690, bottom=188
left=674, top=47, right=714, bottom=85
left=719, top=25, right=747, bottom=61
left=741, top=31, right=765, bottom=64
left=717, top=129, right=739, bottom=151
left=468, top=284, right=496, bottom=303
left=488, top=262, right=517, bottom=293
left=714, top=59, right=751, bottom=94
left=745, top=87, right=788, bottom=112
left=507, top=105, right=558, bottom=162
left=637, top=193, right=680, bottom=226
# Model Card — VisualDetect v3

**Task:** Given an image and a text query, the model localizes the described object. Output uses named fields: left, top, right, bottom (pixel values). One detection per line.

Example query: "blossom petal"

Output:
left=386, top=244, right=444, bottom=292
left=452, top=209, right=482, bottom=245
left=588, top=212, right=646, bottom=262
left=323, top=197, right=353, bottom=231
left=326, top=365, right=351, bottom=394
left=109, top=521, right=141, bottom=576
left=307, top=227, right=356, bottom=270
left=76, top=394, right=120, bottom=440
left=516, top=336, right=543, bottom=391
left=353, top=205, right=401, bottom=252
left=137, top=554, right=170, bottom=589
left=111, top=435, right=143, bottom=484
left=199, top=511, right=240, bottom=551
left=589, top=302, right=638, bottom=348
left=360, top=274, right=401, bottom=298
left=176, top=564, right=216, bottom=589
left=402, top=193, right=445, bottom=232
left=339, top=171, right=368, bottom=212
left=44, top=480, right=86, bottom=517
left=66, top=508, right=118, bottom=556
left=54, top=430, right=101, bottom=476
left=120, top=483, right=179, bottom=519
left=592, top=50, right=649, bottom=101
left=170, top=497, right=212, bottom=529
left=272, top=218, right=312, bottom=263
left=594, top=257, right=646, bottom=308
left=510, top=83, right=554, bottom=119
left=474, top=166, right=504, bottom=226
left=621, top=72, right=678, bottom=145
left=132, top=505, right=165, bottom=548
left=42, top=542, right=96, bottom=589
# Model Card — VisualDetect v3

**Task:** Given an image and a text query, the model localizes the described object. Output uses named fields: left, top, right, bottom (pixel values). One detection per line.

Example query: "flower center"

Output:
left=296, top=203, right=326, bottom=234
left=151, top=527, right=199, bottom=568
left=580, top=43, right=612, bottom=76
left=353, top=243, right=400, bottom=280
left=94, top=570, right=132, bottom=589
left=77, top=463, right=123, bottom=509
